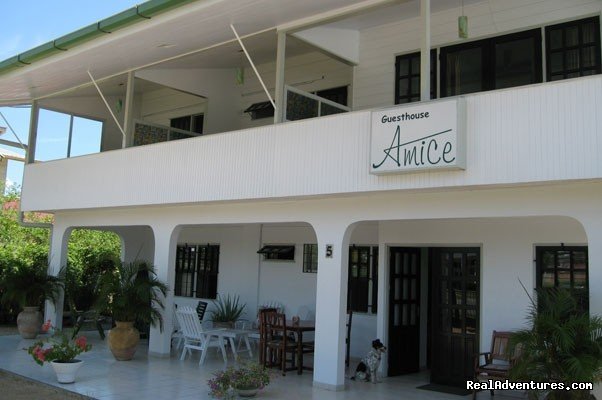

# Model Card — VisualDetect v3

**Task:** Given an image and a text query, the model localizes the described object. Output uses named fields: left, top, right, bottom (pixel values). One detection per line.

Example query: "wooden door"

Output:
left=430, top=248, right=480, bottom=387
left=388, top=247, right=421, bottom=376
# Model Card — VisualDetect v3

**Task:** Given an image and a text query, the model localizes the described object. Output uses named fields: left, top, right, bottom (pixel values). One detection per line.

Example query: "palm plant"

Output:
left=1, top=261, right=64, bottom=308
left=510, top=286, right=602, bottom=400
left=94, top=261, right=168, bottom=331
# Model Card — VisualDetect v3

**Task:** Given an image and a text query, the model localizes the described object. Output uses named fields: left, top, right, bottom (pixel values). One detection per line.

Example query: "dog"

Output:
left=351, top=339, right=387, bottom=383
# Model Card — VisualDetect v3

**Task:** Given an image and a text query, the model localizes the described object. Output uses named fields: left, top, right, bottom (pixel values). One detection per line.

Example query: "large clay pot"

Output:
left=108, top=321, right=139, bottom=360
left=17, top=306, right=42, bottom=339
left=51, top=360, right=84, bottom=383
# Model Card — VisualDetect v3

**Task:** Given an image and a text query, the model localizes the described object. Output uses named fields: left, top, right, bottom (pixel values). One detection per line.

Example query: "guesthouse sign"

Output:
left=370, top=99, right=465, bottom=174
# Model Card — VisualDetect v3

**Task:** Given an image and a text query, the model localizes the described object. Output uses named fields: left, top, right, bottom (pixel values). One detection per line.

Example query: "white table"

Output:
left=219, top=329, right=253, bottom=359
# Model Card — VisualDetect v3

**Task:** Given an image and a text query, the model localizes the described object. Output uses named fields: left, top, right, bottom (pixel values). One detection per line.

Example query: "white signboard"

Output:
left=370, top=99, right=465, bottom=174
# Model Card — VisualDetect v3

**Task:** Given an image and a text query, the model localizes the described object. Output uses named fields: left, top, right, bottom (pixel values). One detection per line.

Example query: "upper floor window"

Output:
left=170, top=114, right=204, bottom=135
left=546, top=17, right=601, bottom=81
left=36, top=108, right=103, bottom=161
left=395, top=50, right=436, bottom=104
left=175, top=244, right=219, bottom=299
left=441, top=28, right=542, bottom=97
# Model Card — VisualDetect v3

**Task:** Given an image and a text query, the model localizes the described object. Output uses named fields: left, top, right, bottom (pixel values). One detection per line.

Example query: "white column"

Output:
left=45, top=222, right=71, bottom=329
left=148, top=224, right=180, bottom=357
left=311, top=220, right=355, bottom=391
left=274, top=31, right=286, bottom=123
left=575, top=214, right=602, bottom=399
left=123, top=71, right=135, bottom=148
left=420, top=0, right=431, bottom=102
left=26, top=100, right=39, bottom=164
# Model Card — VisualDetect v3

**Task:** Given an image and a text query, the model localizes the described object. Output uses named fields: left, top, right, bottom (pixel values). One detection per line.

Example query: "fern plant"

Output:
left=1, top=262, right=64, bottom=308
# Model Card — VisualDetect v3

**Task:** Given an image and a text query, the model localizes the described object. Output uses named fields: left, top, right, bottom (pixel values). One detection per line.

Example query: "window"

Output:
left=244, top=101, right=274, bottom=120
left=257, top=245, right=295, bottom=261
left=303, top=244, right=318, bottom=273
left=347, top=246, right=378, bottom=313
left=36, top=109, right=103, bottom=161
left=174, top=244, right=219, bottom=299
left=536, top=246, right=588, bottom=312
left=395, top=50, right=436, bottom=104
left=170, top=114, right=204, bottom=134
left=546, top=17, right=601, bottom=81
left=315, top=86, right=348, bottom=106
left=440, top=28, right=542, bottom=97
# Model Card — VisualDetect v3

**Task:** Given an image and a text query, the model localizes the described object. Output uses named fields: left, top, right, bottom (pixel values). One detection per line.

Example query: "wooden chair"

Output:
left=176, top=306, right=227, bottom=365
left=258, top=308, right=278, bottom=366
left=345, top=310, right=353, bottom=367
left=473, top=331, right=520, bottom=399
left=71, top=309, right=108, bottom=340
left=264, top=312, right=297, bottom=375
left=196, top=300, right=208, bottom=322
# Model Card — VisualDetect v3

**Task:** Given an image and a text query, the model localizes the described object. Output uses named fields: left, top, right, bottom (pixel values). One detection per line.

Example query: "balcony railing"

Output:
left=133, top=120, right=201, bottom=147
left=284, top=85, right=350, bottom=122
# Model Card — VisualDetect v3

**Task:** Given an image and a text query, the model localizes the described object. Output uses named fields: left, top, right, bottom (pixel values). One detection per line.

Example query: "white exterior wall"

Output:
left=139, top=87, right=207, bottom=128
left=21, top=75, right=602, bottom=212
left=353, top=0, right=602, bottom=109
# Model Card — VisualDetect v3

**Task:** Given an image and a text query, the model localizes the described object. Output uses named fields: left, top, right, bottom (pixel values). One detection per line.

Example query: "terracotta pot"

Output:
left=17, top=306, right=42, bottom=339
left=108, top=321, right=139, bottom=360
left=51, top=360, right=83, bottom=383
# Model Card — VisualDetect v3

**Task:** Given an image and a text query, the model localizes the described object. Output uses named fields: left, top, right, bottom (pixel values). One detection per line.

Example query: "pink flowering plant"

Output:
left=207, top=362, right=271, bottom=399
left=26, top=320, right=91, bottom=365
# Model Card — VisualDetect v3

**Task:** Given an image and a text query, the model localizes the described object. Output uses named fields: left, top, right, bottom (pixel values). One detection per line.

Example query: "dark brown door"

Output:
left=388, top=247, right=421, bottom=376
left=430, top=247, right=480, bottom=387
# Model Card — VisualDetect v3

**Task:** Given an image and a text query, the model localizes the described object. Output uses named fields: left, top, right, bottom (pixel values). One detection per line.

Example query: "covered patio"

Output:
left=0, top=331, right=522, bottom=400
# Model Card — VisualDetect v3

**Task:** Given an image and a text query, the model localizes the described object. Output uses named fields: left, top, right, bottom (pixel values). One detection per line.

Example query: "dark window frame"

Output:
left=170, top=113, right=204, bottom=135
left=257, top=245, right=295, bottom=261
left=545, top=17, right=601, bottom=81
left=174, top=244, right=219, bottom=299
left=535, top=246, right=589, bottom=312
left=394, top=49, right=437, bottom=104
left=303, top=244, right=318, bottom=273
left=314, top=86, right=349, bottom=107
left=347, top=245, right=378, bottom=314
left=440, top=28, right=542, bottom=97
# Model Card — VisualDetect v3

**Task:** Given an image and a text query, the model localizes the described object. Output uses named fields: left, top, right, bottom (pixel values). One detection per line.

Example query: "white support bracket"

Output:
left=87, top=70, right=126, bottom=139
left=230, top=24, right=276, bottom=110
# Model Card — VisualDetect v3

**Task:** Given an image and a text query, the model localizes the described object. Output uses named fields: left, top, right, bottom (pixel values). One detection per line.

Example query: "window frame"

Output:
left=394, top=49, right=437, bottom=104
left=545, top=17, right=601, bottom=81
left=440, top=28, right=542, bottom=97
left=535, top=245, right=589, bottom=312
left=170, top=113, right=204, bottom=135
left=347, top=245, right=378, bottom=314
left=303, top=244, right=318, bottom=273
left=257, top=244, right=295, bottom=261
left=174, top=243, right=219, bottom=299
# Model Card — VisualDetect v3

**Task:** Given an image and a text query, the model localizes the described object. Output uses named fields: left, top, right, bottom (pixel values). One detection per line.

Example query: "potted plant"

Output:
left=510, top=286, right=602, bottom=400
left=27, top=320, right=92, bottom=383
left=211, top=294, right=246, bottom=328
left=0, top=262, right=64, bottom=339
left=208, top=362, right=271, bottom=399
left=94, top=260, right=167, bottom=360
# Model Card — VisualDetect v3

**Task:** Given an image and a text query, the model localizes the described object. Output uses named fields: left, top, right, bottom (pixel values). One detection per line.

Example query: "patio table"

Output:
left=220, top=329, right=253, bottom=360
left=286, top=320, right=315, bottom=375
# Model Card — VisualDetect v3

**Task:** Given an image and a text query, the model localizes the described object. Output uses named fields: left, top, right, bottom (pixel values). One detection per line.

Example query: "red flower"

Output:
left=74, top=336, right=87, bottom=350
left=41, top=320, right=52, bottom=333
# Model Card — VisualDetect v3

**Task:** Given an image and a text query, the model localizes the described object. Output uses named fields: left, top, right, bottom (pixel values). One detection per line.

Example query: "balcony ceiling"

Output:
left=0, top=0, right=488, bottom=105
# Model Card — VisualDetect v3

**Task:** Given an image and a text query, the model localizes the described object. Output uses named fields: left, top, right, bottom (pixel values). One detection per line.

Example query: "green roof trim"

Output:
left=0, top=0, right=199, bottom=76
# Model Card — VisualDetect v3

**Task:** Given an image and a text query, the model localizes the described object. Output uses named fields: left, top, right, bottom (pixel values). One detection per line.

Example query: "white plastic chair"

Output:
left=176, top=306, right=227, bottom=365
left=235, top=319, right=259, bottom=350
left=171, top=305, right=184, bottom=350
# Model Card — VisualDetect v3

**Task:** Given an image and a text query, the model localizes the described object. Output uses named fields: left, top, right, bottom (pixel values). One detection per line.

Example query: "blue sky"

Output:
left=0, top=1, right=138, bottom=193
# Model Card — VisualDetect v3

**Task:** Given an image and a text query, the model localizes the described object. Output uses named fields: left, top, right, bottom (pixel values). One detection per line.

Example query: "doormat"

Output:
left=417, top=383, right=472, bottom=396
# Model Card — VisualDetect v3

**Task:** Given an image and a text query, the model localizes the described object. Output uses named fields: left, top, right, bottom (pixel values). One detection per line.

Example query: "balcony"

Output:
left=20, top=75, right=602, bottom=212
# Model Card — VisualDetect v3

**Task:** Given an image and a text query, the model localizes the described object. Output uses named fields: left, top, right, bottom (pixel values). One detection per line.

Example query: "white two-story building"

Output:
left=1, top=0, right=601, bottom=392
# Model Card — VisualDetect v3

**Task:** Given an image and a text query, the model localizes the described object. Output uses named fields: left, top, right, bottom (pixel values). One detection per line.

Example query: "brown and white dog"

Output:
left=351, top=339, right=387, bottom=383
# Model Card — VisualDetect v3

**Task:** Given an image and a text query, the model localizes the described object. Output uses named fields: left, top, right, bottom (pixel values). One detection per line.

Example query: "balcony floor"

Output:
left=0, top=331, right=525, bottom=400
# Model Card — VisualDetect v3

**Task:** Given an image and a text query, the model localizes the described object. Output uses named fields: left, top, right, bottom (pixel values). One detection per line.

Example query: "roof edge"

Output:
left=0, top=0, right=199, bottom=77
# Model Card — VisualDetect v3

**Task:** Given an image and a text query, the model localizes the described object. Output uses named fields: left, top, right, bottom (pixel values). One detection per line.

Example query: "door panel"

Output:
left=388, top=247, right=421, bottom=376
left=430, top=247, right=480, bottom=387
